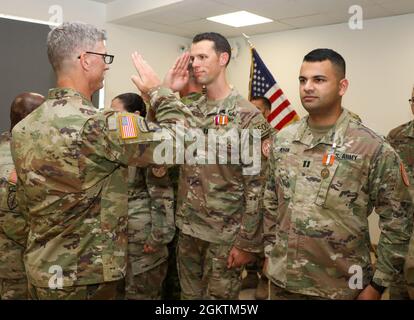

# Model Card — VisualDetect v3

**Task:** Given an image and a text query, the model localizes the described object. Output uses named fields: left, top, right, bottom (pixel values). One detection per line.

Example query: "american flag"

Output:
left=249, top=48, right=299, bottom=131
left=120, top=115, right=138, bottom=139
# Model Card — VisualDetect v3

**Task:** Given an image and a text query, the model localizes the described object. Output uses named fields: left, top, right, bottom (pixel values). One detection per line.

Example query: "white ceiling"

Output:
left=89, top=0, right=414, bottom=38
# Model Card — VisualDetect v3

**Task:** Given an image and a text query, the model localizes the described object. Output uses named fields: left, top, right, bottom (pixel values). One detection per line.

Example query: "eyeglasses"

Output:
left=409, top=98, right=414, bottom=104
left=78, top=51, right=114, bottom=64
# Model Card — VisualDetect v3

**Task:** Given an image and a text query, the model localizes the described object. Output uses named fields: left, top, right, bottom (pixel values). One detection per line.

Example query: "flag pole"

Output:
left=242, top=33, right=254, bottom=49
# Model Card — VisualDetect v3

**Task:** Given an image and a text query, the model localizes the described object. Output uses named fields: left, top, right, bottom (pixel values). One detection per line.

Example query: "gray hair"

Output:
left=47, top=21, right=107, bottom=72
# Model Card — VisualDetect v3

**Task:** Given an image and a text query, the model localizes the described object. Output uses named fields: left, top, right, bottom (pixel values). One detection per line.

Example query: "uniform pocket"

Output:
left=315, top=157, right=367, bottom=211
left=208, top=257, right=242, bottom=300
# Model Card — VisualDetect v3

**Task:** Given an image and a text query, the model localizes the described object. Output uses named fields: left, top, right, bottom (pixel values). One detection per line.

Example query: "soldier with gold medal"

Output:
left=263, top=48, right=413, bottom=300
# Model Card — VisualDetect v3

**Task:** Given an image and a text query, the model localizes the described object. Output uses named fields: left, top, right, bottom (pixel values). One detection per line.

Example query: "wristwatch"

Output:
left=370, top=280, right=386, bottom=294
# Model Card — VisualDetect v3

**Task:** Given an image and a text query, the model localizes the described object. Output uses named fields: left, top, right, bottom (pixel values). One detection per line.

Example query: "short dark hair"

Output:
left=303, top=48, right=346, bottom=78
left=113, top=93, right=146, bottom=117
left=251, top=96, right=271, bottom=110
left=192, top=32, right=231, bottom=66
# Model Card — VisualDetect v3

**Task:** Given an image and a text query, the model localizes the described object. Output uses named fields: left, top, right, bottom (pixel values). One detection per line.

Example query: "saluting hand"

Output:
left=163, top=52, right=191, bottom=92
left=131, top=52, right=161, bottom=94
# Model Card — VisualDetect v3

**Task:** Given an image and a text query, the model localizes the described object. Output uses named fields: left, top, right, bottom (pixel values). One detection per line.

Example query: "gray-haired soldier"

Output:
left=11, top=22, right=192, bottom=300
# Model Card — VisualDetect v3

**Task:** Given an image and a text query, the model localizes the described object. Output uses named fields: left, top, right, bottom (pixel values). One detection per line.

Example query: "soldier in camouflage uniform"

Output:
left=241, top=96, right=276, bottom=300
left=171, top=33, right=271, bottom=300
left=162, top=70, right=204, bottom=300
left=110, top=93, right=175, bottom=300
left=263, top=49, right=413, bottom=300
left=10, top=22, right=193, bottom=300
left=0, top=92, right=45, bottom=300
left=388, top=87, right=414, bottom=299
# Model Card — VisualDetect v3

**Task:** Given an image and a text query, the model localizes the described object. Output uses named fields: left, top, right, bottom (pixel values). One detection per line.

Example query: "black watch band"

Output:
left=370, top=280, right=386, bottom=294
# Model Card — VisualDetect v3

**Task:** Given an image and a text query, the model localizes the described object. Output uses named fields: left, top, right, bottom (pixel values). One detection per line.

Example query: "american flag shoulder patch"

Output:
left=118, top=114, right=138, bottom=139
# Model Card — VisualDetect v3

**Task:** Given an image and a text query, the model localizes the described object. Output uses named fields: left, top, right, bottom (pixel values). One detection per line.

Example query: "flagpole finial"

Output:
left=242, top=33, right=254, bottom=48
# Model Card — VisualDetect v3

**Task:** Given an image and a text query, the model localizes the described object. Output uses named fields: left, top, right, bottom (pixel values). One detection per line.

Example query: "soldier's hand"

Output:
left=227, top=246, right=255, bottom=269
left=263, top=257, right=268, bottom=274
left=131, top=52, right=161, bottom=94
left=143, top=244, right=158, bottom=254
left=356, top=285, right=382, bottom=300
left=162, top=52, right=190, bottom=92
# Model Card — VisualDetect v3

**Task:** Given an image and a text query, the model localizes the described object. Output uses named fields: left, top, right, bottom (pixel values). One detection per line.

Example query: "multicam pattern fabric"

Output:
left=388, top=120, right=414, bottom=300
left=11, top=87, right=191, bottom=288
left=263, top=108, right=413, bottom=299
left=0, top=131, right=28, bottom=299
left=153, top=88, right=273, bottom=252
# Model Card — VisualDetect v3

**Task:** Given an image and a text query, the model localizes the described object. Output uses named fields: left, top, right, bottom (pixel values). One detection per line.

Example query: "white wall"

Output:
left=228, top=13, right=414, bottom=137
left=228, top=14, right=414, bottom=244
left=0, top=0, right=190, bottom=107
left=104, top=24, right=190, bottom=107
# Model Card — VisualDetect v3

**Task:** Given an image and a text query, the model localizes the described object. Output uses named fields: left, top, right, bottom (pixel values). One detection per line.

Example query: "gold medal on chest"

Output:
left=321, top=167, right=330, bottom=179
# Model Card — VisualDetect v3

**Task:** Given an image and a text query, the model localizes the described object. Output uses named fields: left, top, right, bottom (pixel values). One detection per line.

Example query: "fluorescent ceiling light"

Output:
left=0, top=14, right=59, bottom=26
left=206, top=11, right=272, bottom=27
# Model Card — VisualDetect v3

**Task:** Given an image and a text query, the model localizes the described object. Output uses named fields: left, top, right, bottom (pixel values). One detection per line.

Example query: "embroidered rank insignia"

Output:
left=214, top=115, right=228, bottom=125
left=7, top=187, right=17, bottom=210
left=400, top=163, right=410, bottom=187
left=119, top=115, right=138, bottom=139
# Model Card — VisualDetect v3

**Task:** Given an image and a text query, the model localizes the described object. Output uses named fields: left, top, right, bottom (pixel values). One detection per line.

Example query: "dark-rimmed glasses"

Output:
left=78, top=51, right=114, bottom=64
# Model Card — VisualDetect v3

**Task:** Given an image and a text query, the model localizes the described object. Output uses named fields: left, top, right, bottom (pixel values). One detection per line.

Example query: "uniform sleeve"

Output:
left=262, top=135, right=279, bottom=258
left=145, top=165, right=176, bottom=248
left=80, top=87, right=195, bottom=168
left=369, top=144, right=414, bottom=287
left=1, top=182, right=28, bottom=248
left=405, top=224, right=414, bottom=299
left=233, top=112, right=272, bottom=253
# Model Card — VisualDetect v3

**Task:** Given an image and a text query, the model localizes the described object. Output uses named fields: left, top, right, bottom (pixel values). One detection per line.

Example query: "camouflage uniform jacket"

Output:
left=387, top=120, right=414, bottom=185
left=0, top=132, right=27, bottom=279
left=263, top=108, right=413, bottom=299
left=11, top=87, right=191, bottom=287
left=166, top=88, right=272, bottom=252
left=180, top=92, right=203, bottom=106
left=127, top=166, right=174, bottom=275
left=388, top=120, right=414, bottom=298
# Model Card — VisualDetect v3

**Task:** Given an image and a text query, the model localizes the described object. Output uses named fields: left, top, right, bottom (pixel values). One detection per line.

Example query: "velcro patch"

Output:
left=118, top=115, right=138, bottom=139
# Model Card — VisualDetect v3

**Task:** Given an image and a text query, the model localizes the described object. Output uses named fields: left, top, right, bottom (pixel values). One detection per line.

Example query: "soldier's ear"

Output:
left=78, top=52, right=92, bottom=71
left=339, top=78, right=349, bottom=97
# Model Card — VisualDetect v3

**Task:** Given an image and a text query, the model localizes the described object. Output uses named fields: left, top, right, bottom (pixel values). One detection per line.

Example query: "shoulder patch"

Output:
left=118, top=114, right=138, bottom=139
left=401, top=163, right=410, bottom=187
